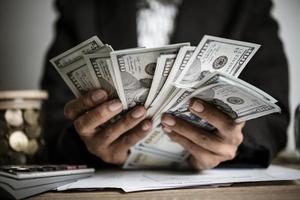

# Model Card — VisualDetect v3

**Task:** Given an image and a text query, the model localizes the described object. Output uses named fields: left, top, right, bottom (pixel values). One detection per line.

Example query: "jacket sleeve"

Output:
left=221, top=0, right=290, bottom=168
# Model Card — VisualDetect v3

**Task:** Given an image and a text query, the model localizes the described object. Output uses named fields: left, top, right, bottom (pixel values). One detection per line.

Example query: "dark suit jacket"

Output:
left=41, top=0, right=290, bottom=168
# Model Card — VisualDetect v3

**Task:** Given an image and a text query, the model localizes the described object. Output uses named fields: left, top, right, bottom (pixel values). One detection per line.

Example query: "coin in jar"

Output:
left=9, top=130, right=28, bottom=152
left=25, top=125, right=42, bottom=139
left=4, top=109, right=23, bottom=127
left=24, top=109, right=39, bottom=126
left=24, top=139, right=39, bottom=155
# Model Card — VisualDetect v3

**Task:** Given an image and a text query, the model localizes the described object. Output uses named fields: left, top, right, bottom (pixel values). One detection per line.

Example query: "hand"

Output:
left=161, top=99, right=244, bottom=170
left=64, top=89, right=152, bottom=165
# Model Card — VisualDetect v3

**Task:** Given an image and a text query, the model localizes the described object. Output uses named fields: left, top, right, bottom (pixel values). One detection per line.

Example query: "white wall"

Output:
left=0, top=0, right=56, bottom=90
left=0, top=0, right=299, bottom=150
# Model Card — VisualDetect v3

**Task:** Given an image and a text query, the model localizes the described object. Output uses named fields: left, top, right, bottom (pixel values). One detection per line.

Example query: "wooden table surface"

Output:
left=32, top=162, right=300, bottom=200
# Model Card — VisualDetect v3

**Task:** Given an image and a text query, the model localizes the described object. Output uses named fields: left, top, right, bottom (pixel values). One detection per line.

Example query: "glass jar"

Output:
left=0, top=90, right=48, bottom=165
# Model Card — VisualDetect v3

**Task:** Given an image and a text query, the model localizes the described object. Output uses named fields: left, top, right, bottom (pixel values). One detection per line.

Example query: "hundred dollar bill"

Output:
left=84, top=50, right=119, bottom=98
left=169, top=46, right=196, bottom=81
left=110, top=43, right=190, bottom=109
left=147, top=46, right=196, bottom=117
left=123, top=148, right=188, bottom=169
left=106, top=46, right=147, bottom=95
left=167, top=72, right=281, bottom=130
left=175, top=35, right=260, bottom=88
left=144, top=54, right=176, bottom=108
left=50, top=36, right=107, bottom=97
left=146, top=88, right=182, bottom=128
left=152, top=89, right=195, bottom=128
left=106, top=59, right=121, bottom=98
left=104, top=47, right=146, bottom=94
left=134, top=125, right=189, bottom=160
left=192, top=70, right=278, bottom=103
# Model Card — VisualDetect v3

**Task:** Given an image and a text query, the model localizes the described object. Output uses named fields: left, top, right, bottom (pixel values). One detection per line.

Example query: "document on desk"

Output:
left=57, top=165, right=300, bottom=192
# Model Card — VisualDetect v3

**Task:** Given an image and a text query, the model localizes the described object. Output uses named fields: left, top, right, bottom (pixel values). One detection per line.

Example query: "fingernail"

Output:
left=131, top=107, right=145, bottom=119
left=162, top=115, right=176, bottom=126
left=191, top=100, right=205, bottom=113
left=142, top=121, right=151, bottom=131
left=92, top=90, right=106, bottom=102
left=108, top=100, right=123, bottom=111
left=163, top=126, right=172, bottom=133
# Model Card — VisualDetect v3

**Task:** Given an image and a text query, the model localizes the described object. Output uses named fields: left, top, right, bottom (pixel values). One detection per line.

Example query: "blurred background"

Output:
left=0, top=0, right=299, bottom=152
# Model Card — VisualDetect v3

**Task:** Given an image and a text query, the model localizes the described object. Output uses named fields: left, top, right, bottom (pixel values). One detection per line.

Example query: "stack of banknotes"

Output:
left=50, top=35, right=281, bottom=169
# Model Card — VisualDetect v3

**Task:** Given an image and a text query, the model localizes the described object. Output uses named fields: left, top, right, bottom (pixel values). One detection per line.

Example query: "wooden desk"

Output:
left=32, top=164, right=300, bottom=200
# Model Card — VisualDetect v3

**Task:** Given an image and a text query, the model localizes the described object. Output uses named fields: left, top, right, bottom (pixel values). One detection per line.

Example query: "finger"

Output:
left=94, top=106, right=147, bottom=147
left=64, top=89, right=108, bottom=120
left=161, top=114, right=237, bottom=158
left=189, top=99, right=244, bottom=136
left=74, top=99, right=123, bottom=137
left=112, top=120, right=152, bottom=152
left=86, top=120, right=152, bottom=165
left=165, top=130, right=223, bottom=170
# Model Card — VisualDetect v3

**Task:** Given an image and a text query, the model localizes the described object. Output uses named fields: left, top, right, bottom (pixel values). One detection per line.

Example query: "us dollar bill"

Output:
left=175, top=35, right=260, bottom=88
left=144, top=54, right=176, bottom=108
left=147, top=46, right=196, bottom=117
left=84, top=50, right=119, bottom=99
left=152, top=89, right=195, bottom=128
left=134, top=125, right=189, bottom=160
left=123, top=148, right=188, bottom=169
left=166, top=72, right=281, bottom=131
left=110, top=43, right=190, bottom=109
left=50, top=36, right=109, bottom=97
left=192, top=70, right=278, bottom=103
left=106, top=59, right=121, bottom=98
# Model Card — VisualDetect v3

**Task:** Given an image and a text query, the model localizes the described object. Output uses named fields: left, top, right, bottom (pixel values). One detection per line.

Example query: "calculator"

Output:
left=0, top=165, right=95, bottom=199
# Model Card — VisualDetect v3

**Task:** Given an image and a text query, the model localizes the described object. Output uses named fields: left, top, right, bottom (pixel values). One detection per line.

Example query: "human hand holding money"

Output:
left=64, top=89, right=152, bottom=165
left=51, top=35, right=281, bottom=169
left=161, top=99, right=244, bottom=170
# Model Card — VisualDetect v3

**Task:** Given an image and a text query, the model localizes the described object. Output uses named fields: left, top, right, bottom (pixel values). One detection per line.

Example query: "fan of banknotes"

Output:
left=50, top=35, right=281, bottom=169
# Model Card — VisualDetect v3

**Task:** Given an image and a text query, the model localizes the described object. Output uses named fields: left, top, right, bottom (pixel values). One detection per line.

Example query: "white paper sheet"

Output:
left=57, top=165, right=300, bottom=192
